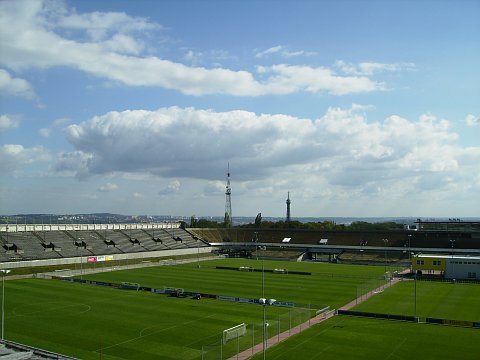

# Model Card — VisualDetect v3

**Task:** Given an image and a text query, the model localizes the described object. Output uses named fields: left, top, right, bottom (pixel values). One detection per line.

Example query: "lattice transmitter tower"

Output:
left=224, top=164, right=232, bottom=227
left=286, top=192, right=291, bottom=223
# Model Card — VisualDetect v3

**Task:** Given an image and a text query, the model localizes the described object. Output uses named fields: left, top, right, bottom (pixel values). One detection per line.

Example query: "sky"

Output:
left=0, top=0, right=479, bottom=218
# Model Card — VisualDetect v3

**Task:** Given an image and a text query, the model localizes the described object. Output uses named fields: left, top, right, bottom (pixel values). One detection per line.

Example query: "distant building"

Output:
left=414, top=220, right=480, bottom=233
left=412, top=254, right=480, bottom=280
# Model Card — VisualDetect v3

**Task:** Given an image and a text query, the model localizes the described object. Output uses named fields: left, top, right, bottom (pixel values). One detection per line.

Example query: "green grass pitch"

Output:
left=78, top=259, right=390, bottom=308
left=3, top=259, right=479, bottom=359
left=250, top=315, right=480, bottom=360
left=7, top=277, right=283, bottom=359
left=353, top=280, right=480, bottom=321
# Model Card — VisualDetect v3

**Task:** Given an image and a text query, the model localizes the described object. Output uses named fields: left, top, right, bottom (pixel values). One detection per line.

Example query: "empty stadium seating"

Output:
left=0, top=227, right=209, bottom=262
left=190, top=228, right=480, bottom=253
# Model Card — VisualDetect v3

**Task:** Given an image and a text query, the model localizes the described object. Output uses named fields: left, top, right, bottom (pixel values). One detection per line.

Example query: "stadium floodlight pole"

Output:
left=450, top=238, right=455, bottom=279
left=407, top=234, right=412, bottom=264
left=197, top=238, right=200, bottom=268
left=414, top=271, right=417, bottom=319
left=261, top=256, right=266, bottom=360
left=259, top=298, right=276, bottom=360
left=263, top=300, right=266, bottom=360
left=1, top=269, right=11, bottom=340
left=382, top=238, right=388, bottom=275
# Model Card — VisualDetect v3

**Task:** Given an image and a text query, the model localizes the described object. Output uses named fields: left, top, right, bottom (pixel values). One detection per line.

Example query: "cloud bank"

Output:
left=53, top=106, right=480, bottom=200
left=0, top=0, right=386, bottom=96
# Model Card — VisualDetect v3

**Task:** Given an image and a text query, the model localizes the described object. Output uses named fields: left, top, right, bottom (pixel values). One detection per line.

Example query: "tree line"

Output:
left=185, top=213, right=404, bottom=231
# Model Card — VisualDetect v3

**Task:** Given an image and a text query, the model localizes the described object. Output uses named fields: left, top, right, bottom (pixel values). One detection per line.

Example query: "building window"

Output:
left=468, top=272, right=476, bottom=279
left=433, top=260, right=441, bottom=266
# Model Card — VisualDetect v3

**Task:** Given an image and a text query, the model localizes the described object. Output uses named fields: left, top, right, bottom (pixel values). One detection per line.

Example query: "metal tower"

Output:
left=224, top=164, right=232, bottom=227
left=286, top=192, right=291, bottom=223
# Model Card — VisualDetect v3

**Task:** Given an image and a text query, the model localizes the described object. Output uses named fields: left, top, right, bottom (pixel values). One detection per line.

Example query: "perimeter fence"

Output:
left=201, top=305, right=319, bottom=360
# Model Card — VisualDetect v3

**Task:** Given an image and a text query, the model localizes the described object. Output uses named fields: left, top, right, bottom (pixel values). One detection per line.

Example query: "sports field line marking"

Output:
left=310, top=345, right=333, bottom=360
left=278, top=318, right=346, bottom=354
left=95, top=313, right=216, bottom=353
left=385, top=337, right=407, bottom=360
left=11, top=302, right=91, bottom=318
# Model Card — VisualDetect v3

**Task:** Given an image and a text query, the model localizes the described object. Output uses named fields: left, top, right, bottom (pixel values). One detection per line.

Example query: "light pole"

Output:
left=450, top=238, right=456, bottom=279
left=258, top=247, right=275, bottom=360
left=382, top=238, right=389, bottom=275
left=414, top=271, right=417, bottom=319
left=1, top=269, right=11, bottom=340
left=259, top=297, right=276, bottom=360
left=407, top=234, right=412, bottom=264
left=196, top=237, right=200, bottom=268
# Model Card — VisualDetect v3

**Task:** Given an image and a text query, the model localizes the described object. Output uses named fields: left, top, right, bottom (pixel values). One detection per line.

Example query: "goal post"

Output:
left=164, top=286, right=184, bottom=294
left=223, top=323, right=246, bottom=344
left=120, top=282, right=140, bottom=290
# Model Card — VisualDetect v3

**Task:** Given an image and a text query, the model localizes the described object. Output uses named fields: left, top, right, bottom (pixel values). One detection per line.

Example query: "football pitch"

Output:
left=3, top=259, right=479, bottom=359
left=250, top=315, right=480, bottom=360
left=354, top=279, right=480, bottom=322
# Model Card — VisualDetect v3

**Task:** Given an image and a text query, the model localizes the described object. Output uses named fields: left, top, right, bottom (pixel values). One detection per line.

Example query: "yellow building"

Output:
left=412, top=254, right=480, bottom=280
left=412, top=254, right=446, bottom=274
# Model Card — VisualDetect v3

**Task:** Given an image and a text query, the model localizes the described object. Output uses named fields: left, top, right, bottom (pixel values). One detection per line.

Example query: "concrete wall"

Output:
left=0, top=247, right=213, bottom=270
left=0, top=222, right=180, bottom=232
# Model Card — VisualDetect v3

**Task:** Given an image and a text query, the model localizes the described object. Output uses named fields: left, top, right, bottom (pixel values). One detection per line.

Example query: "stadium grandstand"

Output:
left=1, top=220, right=479, bottom=276
left=0, top=222, right=212, bottom=269
left=191, top=223, right=480, bottom=267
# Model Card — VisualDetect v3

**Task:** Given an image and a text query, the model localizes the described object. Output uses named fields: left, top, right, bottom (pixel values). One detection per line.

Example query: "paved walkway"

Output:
left=228, top=276, right=405, bottom=360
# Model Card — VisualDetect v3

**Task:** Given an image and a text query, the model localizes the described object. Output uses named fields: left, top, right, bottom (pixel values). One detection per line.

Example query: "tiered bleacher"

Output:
left=0, top=226, right=210, bottom=262
left=190, top=227, right=480, bottom=263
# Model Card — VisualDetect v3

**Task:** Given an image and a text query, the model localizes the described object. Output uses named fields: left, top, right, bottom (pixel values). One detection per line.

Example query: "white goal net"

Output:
left=223, top=323, right=246, bottom=344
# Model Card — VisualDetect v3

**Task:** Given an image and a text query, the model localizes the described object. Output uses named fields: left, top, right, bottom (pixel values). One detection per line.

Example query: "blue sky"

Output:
left=0, top=0, right=479, bottom=218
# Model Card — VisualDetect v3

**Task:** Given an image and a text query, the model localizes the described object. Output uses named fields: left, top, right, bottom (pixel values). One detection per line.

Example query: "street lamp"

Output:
left=1, top=269, right=11, bottom=340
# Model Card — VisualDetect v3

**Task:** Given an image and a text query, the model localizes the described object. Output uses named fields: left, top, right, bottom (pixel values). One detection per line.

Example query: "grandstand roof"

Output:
left=414, top=254, right=480, bottom=260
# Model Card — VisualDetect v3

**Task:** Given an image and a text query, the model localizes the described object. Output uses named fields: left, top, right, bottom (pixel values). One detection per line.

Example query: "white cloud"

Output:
left=257, top=64, right=384, bottom=95
left=55, top=105, right=480, bottom=205
left=334, top=60, right=415, bottom=75
left=51, top=150, right=93, bottom=179
left=0, top=114, right=20, bottom=131
left=52, top=117, right=71, bottom=127
left=39, top=128, right=51, bottom=137
left=132, top=192, right=145, bottom=199
left=97, top=182, right=118, bottom=192
left=38, top=117, right=71, bottom=138
left=158, top=179, right=181, bottom=196
left=0, top=1, right=382, bottom=96
left=466, top=114, right=479, bottom=126
left=204, top=181, right=226, bottom=195
left=57, top=7, right=160, bottom=41
left=0, top=69, right=35, bottom=99
left=183, top=49, right=233, bottom=67
left=255, top=45, right=284, bottom=58
left=0, top=144, right=51, bottom=172
left=255, top=45, right=316, bottom=59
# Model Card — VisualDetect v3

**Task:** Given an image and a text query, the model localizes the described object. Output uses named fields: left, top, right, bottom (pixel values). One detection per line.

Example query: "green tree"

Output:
left=254, top=212, right=262, bottom=227
left=189, top=215, right=198, bottom=228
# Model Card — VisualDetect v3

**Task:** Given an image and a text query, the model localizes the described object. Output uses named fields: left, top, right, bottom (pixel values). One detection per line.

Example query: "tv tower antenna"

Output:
left=286, top=192, right=291, bottom=223
left=224, top=163, right=232, bottom=227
